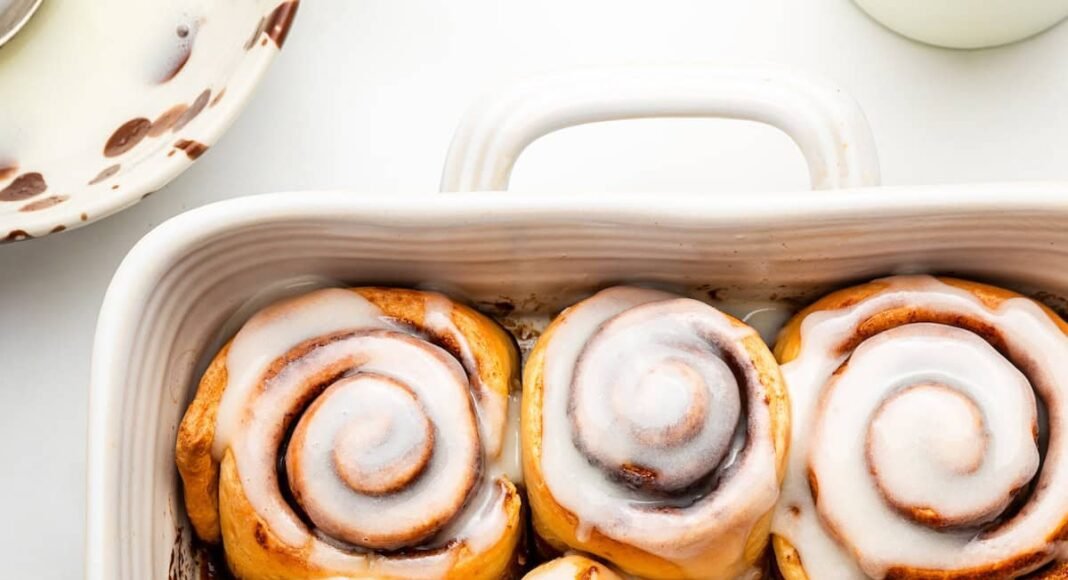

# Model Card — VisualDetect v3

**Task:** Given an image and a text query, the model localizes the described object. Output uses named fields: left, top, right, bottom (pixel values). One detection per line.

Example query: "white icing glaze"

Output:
left=282, top=350, right=479, bottom=550
left=423, top=293, right=508, bottom=459
left=214, top=288, right=388, bottom=458
left=433, top=477, right=509, bottom=554
left=538, top=286, right=780, bottom=577
left=772, top=275, right=1068, bottom=579
left=211, top=288, right=515, bottom=576
left=499, top=391, right=524, bottom=484
left=570, top=299, right=743, bottom=492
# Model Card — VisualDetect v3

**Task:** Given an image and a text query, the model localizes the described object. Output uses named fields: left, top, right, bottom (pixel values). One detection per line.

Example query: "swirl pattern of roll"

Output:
left=771, top=275, right=1068, bottom=579
left=175, top=288, right=523, bottom=579
left=523, top=555, right=623, bottom=579
left=522, top=286, right=790, bottom=579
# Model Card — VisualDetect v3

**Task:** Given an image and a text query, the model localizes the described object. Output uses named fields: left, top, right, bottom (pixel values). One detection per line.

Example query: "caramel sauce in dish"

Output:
left=213, top=289, right=511, bottom=578
left=772, top=276, right=1068, bottom=579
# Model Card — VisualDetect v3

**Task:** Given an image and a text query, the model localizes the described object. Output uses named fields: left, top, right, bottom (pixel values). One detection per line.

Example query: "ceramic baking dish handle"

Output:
left=441, top=65, right=880, bottom=192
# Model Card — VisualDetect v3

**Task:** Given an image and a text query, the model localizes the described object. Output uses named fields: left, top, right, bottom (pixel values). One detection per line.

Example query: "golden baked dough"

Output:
left=523, top=554, right=623, bottom=579
left=772, top=276, right=1068, bottom=579
left=176, top=287, right=522, bottom=579
left=522, top=287, right=789, bottom=579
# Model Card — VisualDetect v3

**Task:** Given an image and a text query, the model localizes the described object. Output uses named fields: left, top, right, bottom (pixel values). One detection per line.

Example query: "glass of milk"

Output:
left=854, top=0, right=1068, bottom=49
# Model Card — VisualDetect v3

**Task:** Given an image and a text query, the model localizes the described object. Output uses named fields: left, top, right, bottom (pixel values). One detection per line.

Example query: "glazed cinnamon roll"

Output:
left=523, top=287, right=790, bottom=579
left=772, top=276, right=1068, bottom=579
left=524, top=555, right=623, bottom=579
left=175, top=288, right=522, bottom=579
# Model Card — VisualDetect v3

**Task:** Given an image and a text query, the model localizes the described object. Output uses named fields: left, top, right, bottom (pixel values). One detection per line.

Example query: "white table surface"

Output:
left=3, top=1, right=1068, bottom=577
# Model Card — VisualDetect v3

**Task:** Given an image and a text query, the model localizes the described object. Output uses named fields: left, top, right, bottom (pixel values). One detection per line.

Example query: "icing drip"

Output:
left=772, top=276, right=1068, bottom=579
left=499, top=391, right=524, bottom=484
left=715, top=300, right=796, bottom=346
left=539, top=287, right=779, bottom=576
left=211, top=288, right=513, bottom=577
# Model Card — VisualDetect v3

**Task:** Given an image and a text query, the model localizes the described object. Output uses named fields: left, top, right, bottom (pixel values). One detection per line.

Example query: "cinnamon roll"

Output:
left=524, top=555, right=623, bottom=579
left=772, top=275, right=1068, bottom=579
left=175, top=288, right=522, bottom=579
left=522, top=287, right=790, bottom=579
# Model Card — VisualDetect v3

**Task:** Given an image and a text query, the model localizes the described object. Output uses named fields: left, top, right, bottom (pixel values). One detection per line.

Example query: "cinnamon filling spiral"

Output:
left=569, top=299, right=746, bottom=494
left=539, top=287, right=780, bottom=566
left=774, top=276, right=1068, bottom=579
left=252, top=330, right=482, bottom=552
left=813, top=323, right=1040, bottom=538
left=324, top=380, right=433, bottom=497
left=211, top=289, right=511, bottom=574
left=279, top=333, right=481, bottom=550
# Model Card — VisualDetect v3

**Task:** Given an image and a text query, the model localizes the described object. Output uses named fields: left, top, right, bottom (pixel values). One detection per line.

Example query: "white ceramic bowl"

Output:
left=854, top=0, right=1068, bottom=49
left=87, top=66, right=1068, bottom=579
left=0, top=0, right=299, bottom=242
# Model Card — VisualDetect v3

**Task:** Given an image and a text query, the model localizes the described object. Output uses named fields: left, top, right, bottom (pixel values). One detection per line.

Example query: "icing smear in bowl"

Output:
left=0, top=0, right=299, bottom=242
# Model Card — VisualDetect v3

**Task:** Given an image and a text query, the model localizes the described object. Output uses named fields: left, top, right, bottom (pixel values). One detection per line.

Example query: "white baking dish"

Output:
left=87, top=65, right=1068, bottom=579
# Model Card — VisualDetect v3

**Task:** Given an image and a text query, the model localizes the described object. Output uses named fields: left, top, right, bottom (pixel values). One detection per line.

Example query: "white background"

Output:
left=2, top=1, right=1068, bottom=577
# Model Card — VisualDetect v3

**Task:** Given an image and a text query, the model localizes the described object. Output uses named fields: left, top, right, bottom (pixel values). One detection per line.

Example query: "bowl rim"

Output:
left=2, top=0, right=295, bottom=242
